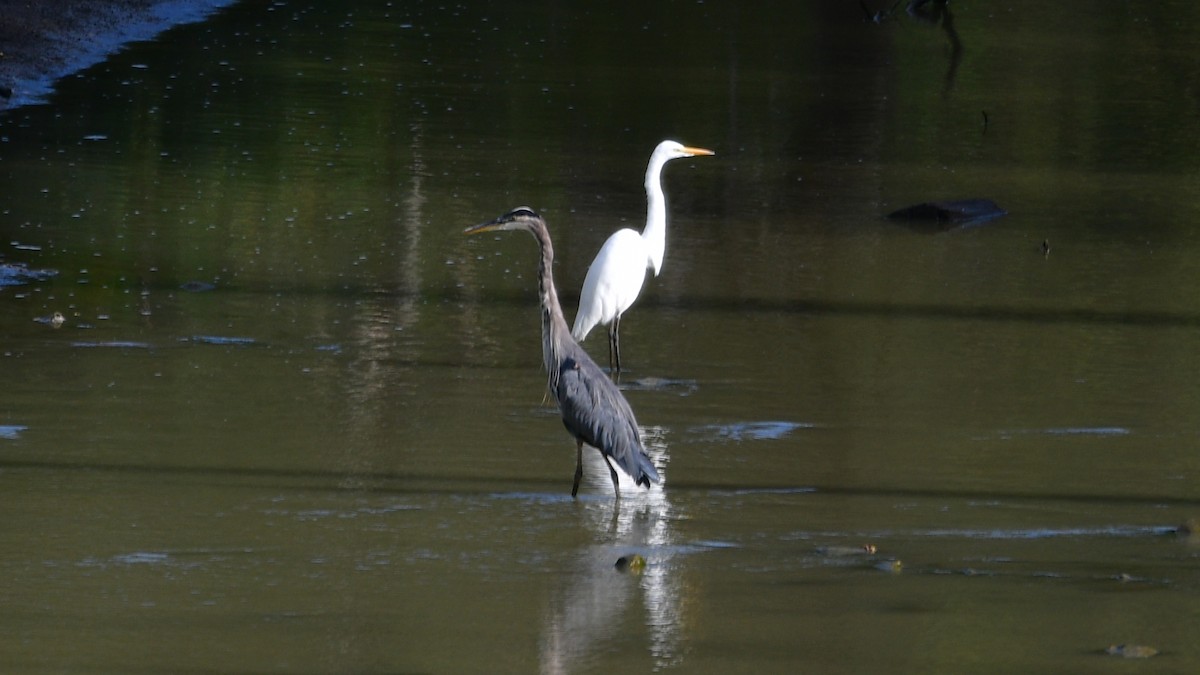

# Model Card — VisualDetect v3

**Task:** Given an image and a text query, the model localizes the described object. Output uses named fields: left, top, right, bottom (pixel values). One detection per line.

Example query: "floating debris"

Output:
left=875, top=559, right=903, bottom=573
left=1171, top=521, right=1200, bottom=546
left=615, top=554, right=646, bottom=573
left=1105, top=644, right=1158, bottom=659
left=1172, top=518, right=1199, bottom=538
left=816, top=544, right=878, bottom=557
left=33, top=311, right=65, bottom=328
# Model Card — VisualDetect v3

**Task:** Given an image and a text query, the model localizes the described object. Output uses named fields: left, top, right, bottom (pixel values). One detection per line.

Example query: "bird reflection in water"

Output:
left=540, top=426, right=685, bottom=673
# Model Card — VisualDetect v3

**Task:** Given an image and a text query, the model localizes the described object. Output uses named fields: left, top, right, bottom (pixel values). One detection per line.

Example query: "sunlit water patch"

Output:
left=981, top=426, right=1134, bottom=440
left=902, top=525, right=1173, bottom=540
left=691, top=420, right=816, bottom=441
left=185, top=335, right=259, bottom=346
left=786, top=524, right=1175, bottom=542
left=0, top=424, right=28, bottom=439
left=710, top=486, right=817, bottom=497
left=0, top=263, right=57, bottom=286
left=111, top=551, right=171, bottom=565
left=488, top=491, right=581, bottom=505
left=71, top=340, right=154, bottom=349
left=1042, top=427, right=1132, bottom=436
left=618, top=377, right=699, bottom=395
left=261, top=501, right=421, bottom=521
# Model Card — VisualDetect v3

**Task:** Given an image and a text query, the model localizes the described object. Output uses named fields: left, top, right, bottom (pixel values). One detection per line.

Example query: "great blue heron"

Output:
left=571, top=140, right=714, bottom=372
left=464, top=207, right=661, bottom=497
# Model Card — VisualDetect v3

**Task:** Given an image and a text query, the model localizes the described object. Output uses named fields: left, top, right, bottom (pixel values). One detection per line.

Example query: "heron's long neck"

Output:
left=642, top=158, right=669, bottom=275
left=532, top=224, right=572, bottom=393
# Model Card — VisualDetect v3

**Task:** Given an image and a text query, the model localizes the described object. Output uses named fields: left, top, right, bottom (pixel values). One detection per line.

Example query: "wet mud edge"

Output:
left=0, top=0, right=236, bottom=109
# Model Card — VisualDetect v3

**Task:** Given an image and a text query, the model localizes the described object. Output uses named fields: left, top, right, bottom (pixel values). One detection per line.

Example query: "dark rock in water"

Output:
left=0, top=263, right=58, bottom=286
left=887, top=199, right=1007, bottom=230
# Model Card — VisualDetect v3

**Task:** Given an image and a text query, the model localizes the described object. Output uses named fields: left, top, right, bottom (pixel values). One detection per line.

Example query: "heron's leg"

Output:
left=602, top=453, right=620, bottom=498
left=571, top=440, right=584, bottom=497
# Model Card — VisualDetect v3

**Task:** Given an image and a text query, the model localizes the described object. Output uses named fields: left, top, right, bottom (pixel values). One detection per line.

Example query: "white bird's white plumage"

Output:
left=571, top=140, right=713, bottom=370
left=571, top=228, right=647, bottom=339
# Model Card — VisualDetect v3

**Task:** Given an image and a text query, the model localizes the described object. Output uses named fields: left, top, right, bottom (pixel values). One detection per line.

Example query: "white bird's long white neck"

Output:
left=642, top=156, right=669, bottom=276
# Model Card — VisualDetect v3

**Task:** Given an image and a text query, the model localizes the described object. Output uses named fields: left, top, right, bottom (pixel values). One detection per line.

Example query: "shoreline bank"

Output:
left=0, top=0, right=236, bottom=109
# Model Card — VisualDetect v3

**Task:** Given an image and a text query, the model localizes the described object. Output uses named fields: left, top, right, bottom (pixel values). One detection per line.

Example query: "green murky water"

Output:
left=3, top=1, right=1200, bottom=672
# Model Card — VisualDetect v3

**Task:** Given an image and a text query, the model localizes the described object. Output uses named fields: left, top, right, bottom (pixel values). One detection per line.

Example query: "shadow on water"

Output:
left=669, top=296, right=1200, bottom=328
left=452, top=289, right=1200, bottom=329
left=3, top=455, right=1200, bottom=508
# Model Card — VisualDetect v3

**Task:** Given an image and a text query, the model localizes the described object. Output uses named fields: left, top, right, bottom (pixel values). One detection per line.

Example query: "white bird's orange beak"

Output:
left=682, top=146, right=715, bottom=157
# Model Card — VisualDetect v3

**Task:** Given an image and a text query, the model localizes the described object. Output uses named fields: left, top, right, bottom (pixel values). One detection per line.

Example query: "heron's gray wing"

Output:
left=555, top=352, right=660, bottom=487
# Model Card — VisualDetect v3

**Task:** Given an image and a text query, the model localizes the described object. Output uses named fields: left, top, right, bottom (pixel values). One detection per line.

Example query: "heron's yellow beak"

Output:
left=682, top=146, right=715, bottom=157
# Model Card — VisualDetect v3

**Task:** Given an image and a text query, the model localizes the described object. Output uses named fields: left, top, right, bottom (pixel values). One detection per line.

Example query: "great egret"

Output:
left=571, top=140, right=714, bottom=372
left=464, top=207, right=661, bottom=497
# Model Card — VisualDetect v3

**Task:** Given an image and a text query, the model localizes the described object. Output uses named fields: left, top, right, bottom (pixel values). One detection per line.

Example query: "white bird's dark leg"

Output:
left=572, top=440, right=584, bottom=497
left=602, top=453, right=621, bottom=498
left=609, top=317, right=619, bottom=369
left=609, top=314, right=622, bottom=373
